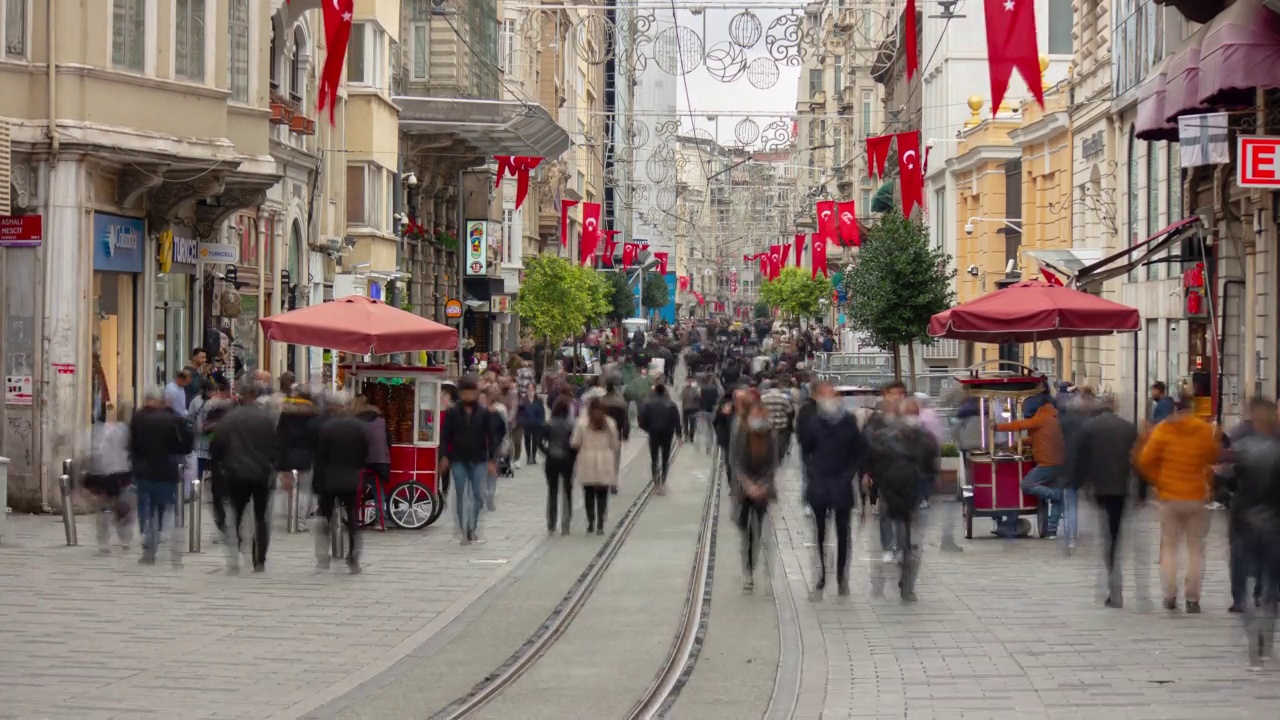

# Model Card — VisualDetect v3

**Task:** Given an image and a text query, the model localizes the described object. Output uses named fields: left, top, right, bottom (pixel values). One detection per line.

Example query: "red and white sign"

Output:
left=0, top=215, right=42, bottom=247
left=1238, top=136, right=1280, bottom=189
left=51, top=363, right=75, bottom=375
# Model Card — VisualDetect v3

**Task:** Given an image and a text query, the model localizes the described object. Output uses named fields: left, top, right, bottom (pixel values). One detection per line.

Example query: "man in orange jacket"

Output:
left=1136, top=393, right=1220, bottom=614
left=997, top=401, right=1066, bottom=536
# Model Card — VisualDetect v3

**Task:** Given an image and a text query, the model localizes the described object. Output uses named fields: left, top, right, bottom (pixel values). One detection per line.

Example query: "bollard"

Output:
left=331, top=508, right=347, bottom=560
left=59, top=459, right=78, bottom=547
left=188, top=478, right=203, bottom=553
left=176, top=464, right=187, bottom=528
left=287, top=469, right=300, bottom=533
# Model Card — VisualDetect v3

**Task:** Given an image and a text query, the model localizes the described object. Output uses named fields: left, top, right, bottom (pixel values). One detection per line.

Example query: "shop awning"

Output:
left=1135, top=63, right=1175, bottom=141
left=870, top=181, right=895, bottom=213
left=1074, top=217, right=1203, bottom=289
left=1024, top=248, right=1106, bottom=278
left=396, top=97, right=572, bottom=159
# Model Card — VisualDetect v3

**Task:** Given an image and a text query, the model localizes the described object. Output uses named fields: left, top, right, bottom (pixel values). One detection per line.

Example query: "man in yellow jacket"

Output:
left=1136, top=396, right=1220, bottom=614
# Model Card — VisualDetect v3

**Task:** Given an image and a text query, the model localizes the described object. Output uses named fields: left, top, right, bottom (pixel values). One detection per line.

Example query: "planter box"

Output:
left=270, top=101, right=292, bottom=125
left=935, top=456, right=961, bottom=497
left=290, top=115, right=316, bottom=135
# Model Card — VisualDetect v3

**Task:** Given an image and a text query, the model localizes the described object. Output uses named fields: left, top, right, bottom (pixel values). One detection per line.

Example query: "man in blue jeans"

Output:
left=129, top=389, right=195, bottom=565
left=996, top=401, right=1066, bottom=538
left=440, top=376, right=499, bottom=545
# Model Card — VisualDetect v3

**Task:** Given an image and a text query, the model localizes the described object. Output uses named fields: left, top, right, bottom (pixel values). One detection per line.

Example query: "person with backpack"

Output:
left=541, top=398, right=578, bottom=534
left=680, top=376, right=701, bottom=443
left=312, top=394, right=370, bottom=574
left=639, top=384, right=681, bottom=494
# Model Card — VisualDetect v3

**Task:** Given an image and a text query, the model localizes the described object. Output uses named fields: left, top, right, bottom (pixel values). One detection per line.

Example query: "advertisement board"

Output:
left=465, top=220, right=489, bottom=276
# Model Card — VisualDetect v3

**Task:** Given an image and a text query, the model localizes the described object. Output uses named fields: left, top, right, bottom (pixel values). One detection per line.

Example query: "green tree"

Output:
left=754, top=300, right=770, bottom=319
left=641, top=272, right=669, bottom=317
left=604, top=271, right=636, bottom=323
left=841, top=210, right=956, bottom=383
left=759, top=267, right=830, bottom=322
left=579, top=266, right=612, bottom=327
left=515, top=255, right=603, bottom=348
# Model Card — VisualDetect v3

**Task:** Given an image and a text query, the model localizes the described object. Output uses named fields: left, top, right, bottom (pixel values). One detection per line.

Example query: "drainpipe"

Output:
left=36, top=0, right=59, bottom=506
left=47, top=0, right=58, bottom=161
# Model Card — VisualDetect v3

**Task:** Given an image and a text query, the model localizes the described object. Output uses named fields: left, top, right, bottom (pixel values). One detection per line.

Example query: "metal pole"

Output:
left=287, top=469, right=300, bottom=533
left=59, top=458, right=77, bottom=546
left=188, top=477, right=202, bottom=553
left=177, top=463, right=188, bottom=527
left=330, top=507, right=347, bottom=559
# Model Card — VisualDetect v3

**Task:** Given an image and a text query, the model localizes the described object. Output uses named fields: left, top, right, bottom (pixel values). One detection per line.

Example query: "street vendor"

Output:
left=995, top=400, right=1066, bottom=538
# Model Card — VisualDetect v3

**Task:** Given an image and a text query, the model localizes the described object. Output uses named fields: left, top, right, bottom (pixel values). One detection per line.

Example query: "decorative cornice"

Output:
left=946, top=145, right=1022, bottom=176
left=116, top=165, right=169, bottom=207
left=1008, top=111, right=1071, bottom=147
left=148, top=174, right=228, bottom=226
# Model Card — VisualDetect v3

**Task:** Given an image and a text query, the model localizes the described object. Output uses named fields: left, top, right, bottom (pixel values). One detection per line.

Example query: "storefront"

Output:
left=153, top=224, right=198, bottom=386
left=92, top=213, right=146, bottom=423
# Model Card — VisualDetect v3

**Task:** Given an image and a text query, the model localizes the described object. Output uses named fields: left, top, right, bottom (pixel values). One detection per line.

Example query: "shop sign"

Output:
left=198, top=242, right=240, bottom=264
left=464, top=220, right=489, bottom=277
left=93, top=213, right=146, bottom=273
left=444, top=299, right=463, bottom=319
left=0, top=214, right=42, bottom=247
left=51, top=362, right=75, bottom=375
left=157, top=227, right=199, bottom=274
left=1080, top=131, right=1105, bottom=160
left=1238, top=136, right=1280, bottom=189
left=4, top=375, right=32, bottom=405
left=490, top=295, right=511, bottom=313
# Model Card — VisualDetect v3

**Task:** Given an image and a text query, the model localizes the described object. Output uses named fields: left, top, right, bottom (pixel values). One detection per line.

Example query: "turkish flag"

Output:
left=621, top=242, right=640, bottom=269
left=653, top=251, right=669, bottom=276
left=318, top=0, right=355, bottom=124
left=495, top=156, right=543, bottom=212
left=780, top=245, right=791, bottom=267
left=816, top=200, right=837, bottom=239
left=601, top=229, right=622, bottom=267
left=983, top=0, right=1045, bottom=115
left=1041, top=267, right=1065, bottom=286
left=866, top=135, right=894, bottom=179
left=794, top=233, right=805, bottom=266
left=692, top=290, right=705, bottom=306
left=768, top=244, right=785, bottom=279
left=906, top=0, right=918, bottom=81
left=560, top=199, right=579, bottom=248
left=580, top=202, right=602, bottom=264
left=896, top=131, right=924, bottom=217
left=811, top=234, right=829, bottom=279
left=837, top=200, right=860, bottom=247
left=678, top=275, right=690, bottom=291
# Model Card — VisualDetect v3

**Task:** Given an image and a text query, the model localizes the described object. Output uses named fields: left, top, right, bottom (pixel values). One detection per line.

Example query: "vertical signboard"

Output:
left=465, top=220, right=489, bottom=277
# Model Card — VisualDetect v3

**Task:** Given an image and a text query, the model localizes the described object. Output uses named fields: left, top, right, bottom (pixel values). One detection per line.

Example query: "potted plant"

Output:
left=434, top=227, right=458, bottom=252
left=937, top=442, right=961, bottom=497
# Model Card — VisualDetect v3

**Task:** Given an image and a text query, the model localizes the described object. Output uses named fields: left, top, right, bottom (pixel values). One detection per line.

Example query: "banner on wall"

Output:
left=464, top=220, right=489, bottom=276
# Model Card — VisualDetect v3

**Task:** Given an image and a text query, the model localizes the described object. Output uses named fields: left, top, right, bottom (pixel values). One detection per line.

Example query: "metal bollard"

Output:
left=59, top=459, right=78, bottom=546
left=176, top=464, right=187, bottom=528
left=188, top=478, right=203, bottom=553
left=287, top=469, right=301, bottom=533
left=331, top=508, right=347, bottom=560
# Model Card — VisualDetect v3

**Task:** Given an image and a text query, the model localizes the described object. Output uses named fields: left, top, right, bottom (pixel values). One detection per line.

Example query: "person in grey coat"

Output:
left=1070, top=395, right=1141, bottom=608
left=729, top=401, right=779, bottom=592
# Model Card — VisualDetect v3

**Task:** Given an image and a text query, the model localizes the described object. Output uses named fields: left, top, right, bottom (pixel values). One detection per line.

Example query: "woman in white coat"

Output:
left=572, top=399, right=621, bottom=535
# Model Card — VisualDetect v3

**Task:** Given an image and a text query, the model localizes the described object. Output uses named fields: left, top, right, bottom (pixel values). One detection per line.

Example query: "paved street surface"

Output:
left=771, top=459, right=1280, bottom=720
left=0, top=440, right=646, bottom=720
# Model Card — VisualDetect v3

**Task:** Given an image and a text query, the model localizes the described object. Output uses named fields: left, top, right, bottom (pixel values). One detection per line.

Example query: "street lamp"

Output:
left=964, top=216, right=1023, bottom=235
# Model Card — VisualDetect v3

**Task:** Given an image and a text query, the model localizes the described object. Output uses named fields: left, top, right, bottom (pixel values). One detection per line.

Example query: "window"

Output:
left=348, top=22, right=367, bottom=84
left=808, top=68, right=823, bottom=96
left=112, top=0, right=145, bottom=72
left=1146, top=143, right=1160, bottom=278
left=1167, top=142, right=1182, bottom=223
left=833, top=56, right=843, bottom=91
left=228, top=0, right=251, bottom=102
left=862, top=92, right=872, bottom=136
left=269, top=24, right=279, bottom=92
left=861, top=188, right=871, bottom=211
left=500, top=18, right=515, bottom=71
left=386, top=169, right=395, bottom=232
left=576, top=171, right=584, bottom=195
left=1127, top=126, right=1138, bottom=281
left=291, top=28, right=306, bottom=102
left=1114, top=0, right=1165, bottom=95
left=833, top=126, right=843, bottom=165
left=934, top=187, right=946, bottom=249
left=1146, top=319, right=1160, bottom=391
left=410, top=22, right=429, bottom=80
left=576, top=67, right=586, bottom=98
left=1047, top=0, right=1072, bottom=55
left=502, top=208, right=523, bottom=265
left=174, top=0, right=205, bottom=81
left=346, top=165, right=366, bottom=225
left=5, top=0, right=27, bottom=58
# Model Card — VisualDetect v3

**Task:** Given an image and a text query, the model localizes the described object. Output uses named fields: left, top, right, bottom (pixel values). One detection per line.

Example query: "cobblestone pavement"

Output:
left=0, top=440, right=646, bottom=720
left=771, top=460, right=1279, bottom=720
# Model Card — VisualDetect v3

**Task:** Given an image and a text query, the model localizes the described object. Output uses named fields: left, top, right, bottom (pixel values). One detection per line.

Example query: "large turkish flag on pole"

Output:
left=896, top=131, right=924, bottom=218
left=318, top=0, right=355, bottom=124
left=793, top=233, right=806, bottom=267
left=579, top=202, right=601, bottom=264
left=983, top=0, right=1045, bottom=115
left=837, top=200, right=859, bottom=247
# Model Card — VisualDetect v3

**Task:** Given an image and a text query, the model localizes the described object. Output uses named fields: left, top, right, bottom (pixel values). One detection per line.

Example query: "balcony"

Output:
left=834, top=7, right=856, bottom=32
left=808, top=90, right=827, bottom=110
left=838, top=91, right=854, bottom=112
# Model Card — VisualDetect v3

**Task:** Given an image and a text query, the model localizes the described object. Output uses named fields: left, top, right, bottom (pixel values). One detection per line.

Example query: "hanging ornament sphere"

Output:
left=729, top=11, right=763, bottom=49
left=704, top=41, right=747, bottom=83
left=653, top=26, right=704, bottom=76
left=576, top=15, right=614, bottom=65
left=734, top=118, right=761, bottom=146
left=747, top=57, right=781, bottom=89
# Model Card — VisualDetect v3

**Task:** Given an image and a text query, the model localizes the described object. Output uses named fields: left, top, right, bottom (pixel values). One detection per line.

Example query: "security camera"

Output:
left=967, top=264, right=979, bottom=276
left=964, top=222, right=975, bottom=235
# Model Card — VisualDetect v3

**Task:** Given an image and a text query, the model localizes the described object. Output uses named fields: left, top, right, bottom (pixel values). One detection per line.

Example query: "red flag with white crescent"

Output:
left=896, top=131, right=924, bottom=217
left=560, top=199, right=579, bottom=248
left=1041, top=267, right=1065, bottom=286
left=601, top=229, right=622, bottom=267
left=653, top=251, right=669, bottom=276
left=621, top=242, right=640, bottom=269
left=983, top=0, right=1045, bottom=115
left=678, top=275, right=690, bottom=291
left=780, top=244, right=791, bottom=267
left=793, top=233, right=805, bottom=266
left=495, top=156, right=543, bottom=211
left=768, top=244, right=784, bottom=280
left=816, top=200, right=837, bottom=239
left=580, top=202, right=601, bottom=264
left=837, top=200, right=860, bottom=247
left=317, top=0, right=355, bottom=125
left=811, top=234, right=829, bottom=279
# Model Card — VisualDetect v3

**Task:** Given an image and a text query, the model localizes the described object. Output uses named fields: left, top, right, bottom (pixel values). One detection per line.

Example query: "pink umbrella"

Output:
left=259, top=295, right=458, bottom=354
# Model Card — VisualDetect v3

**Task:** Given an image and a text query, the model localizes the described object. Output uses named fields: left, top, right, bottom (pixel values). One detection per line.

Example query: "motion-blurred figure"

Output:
left=1071, top=395, right=1140, bottom=608
left=210, top=383, right=277, bottom=573
left=1229, top=397, right=1280, bottom=667
left=86, top=404, right=133, bottom=554
left=313, top=393, right=369, bottom=573
left=799, top=381, right=865, bottom=597
left=129, top=390, right=194, bottom=566
left=864, top=398, right=936, bottom=602
left=730, top=400, right=779, bottom=593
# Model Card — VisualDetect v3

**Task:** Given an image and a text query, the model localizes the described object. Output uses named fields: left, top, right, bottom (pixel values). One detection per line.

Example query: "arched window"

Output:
left=291, top=27, right=306, bottom=103
left=269, top=23, right=278, bottom=93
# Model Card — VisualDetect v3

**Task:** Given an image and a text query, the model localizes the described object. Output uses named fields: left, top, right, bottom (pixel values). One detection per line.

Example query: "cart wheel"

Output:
left=388, top=481, right=436, bottom=530
left=427, top=487, right=445, bottom=525
left=357, top=477, right=380, bottom=528
left=1037, top=500, right=1049, bottom=538
left=963, top=499, right=974, bottom=540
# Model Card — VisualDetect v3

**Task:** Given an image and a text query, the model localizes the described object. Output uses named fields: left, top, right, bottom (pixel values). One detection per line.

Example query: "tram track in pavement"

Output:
left=431, top=440, right=723, bottom=720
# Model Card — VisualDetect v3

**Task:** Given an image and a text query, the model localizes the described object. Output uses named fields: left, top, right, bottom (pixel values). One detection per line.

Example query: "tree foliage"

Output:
left=604, top=271, right=636, bottom=323
left=841, top=210, right=956, bottom=352
left=759, top=267, right=830, bottom=320
left=515, top=256, right=609, bottom=346
left=754, top=300, right=770, bottom=319
left=641, top=272, right=669, bottom=314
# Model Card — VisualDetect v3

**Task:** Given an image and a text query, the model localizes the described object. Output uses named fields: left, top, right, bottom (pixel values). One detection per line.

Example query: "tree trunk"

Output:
left=906, top=341, right=918, bottom=393
left=892, top=343, right=902, bottom=382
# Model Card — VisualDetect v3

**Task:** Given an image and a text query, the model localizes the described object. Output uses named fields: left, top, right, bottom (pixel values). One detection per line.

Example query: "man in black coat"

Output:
left=639, top=384, right=682, bottom=494
left=1070, top=395, right=1140, bottom=608
left=210, top=383, right=278, bottom=573
left=798, top=380, right=865, bottom=597
left=313, top=396, right=370, bottom=573
left=130, top=389, right=195, bottom=566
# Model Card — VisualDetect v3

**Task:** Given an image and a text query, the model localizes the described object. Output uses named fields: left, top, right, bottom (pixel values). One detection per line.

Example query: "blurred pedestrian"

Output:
left=864, top=397, right=936, bottom=602
left=1137, top=390, right=1220, bottom=613
left=729, top=401, right=778, bottom=592
left=542, top=398, right=577, bottom=534
left=680, top=376, right=701, bottom=443
left=1071, top=394, right=1140, bottom=608
left=997, top=397, right=1066, bottom=538
left=210, top=383, right=277, bottom=573
left=516, top=383, right=547, bottom=466
left=86, top=404, right=133, bottom=554
left=189, top=375, right=232, bottom=536
left=1227, top=397, right=1280, bottom=616
left=313, top=394, right=370, bottom=574
left=798, top=381, right=865, bottom=596
left=761, top=379, right=796, bottom=460
left=440, top=377, right=500, bottom=545
left=639, top=383, right=681, bottom=494
left=354, top=394, right=392, bottom=499
left=572, top=399, right=621, bottom=535
left=275, top=388, right=320, bottom=528
left=129, top=389, right=194, bottom=566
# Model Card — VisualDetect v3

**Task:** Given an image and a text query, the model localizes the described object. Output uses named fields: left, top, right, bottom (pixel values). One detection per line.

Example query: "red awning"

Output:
left=1197, top=0, right=1280, bottom=110
left=259, top=295, right=459, bottom=354
left=1135, top=64, right=1175, bottom=141
left=928, top=280, right=1140, bottom=344
left=1161, top=26, right=1210, bottom=124
left=1074, top=217, right=1203, bottom=289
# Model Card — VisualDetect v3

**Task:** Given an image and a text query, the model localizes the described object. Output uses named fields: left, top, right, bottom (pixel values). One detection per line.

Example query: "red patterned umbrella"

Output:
left=928, top=280, right=1139, bottom=343
left=260, top=295, right=458, bottom=354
